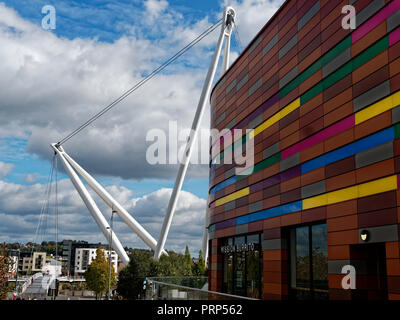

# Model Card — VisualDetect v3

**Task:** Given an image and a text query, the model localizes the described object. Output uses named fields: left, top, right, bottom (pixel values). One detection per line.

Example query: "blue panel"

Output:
left=302, top=126, right=395, bottom=174
left=236, top=200, right=303, bottom=225
left=354, top=127, right=394, bottom=154
left=236, top=215, right=250, bottom=225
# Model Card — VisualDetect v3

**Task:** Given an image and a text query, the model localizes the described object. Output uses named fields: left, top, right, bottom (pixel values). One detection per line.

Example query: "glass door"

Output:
left=290, top=223, right=328, bottom=300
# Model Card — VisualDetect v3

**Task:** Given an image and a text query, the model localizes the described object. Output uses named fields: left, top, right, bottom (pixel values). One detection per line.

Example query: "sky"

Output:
left=0, top=0, right=284, bottom=255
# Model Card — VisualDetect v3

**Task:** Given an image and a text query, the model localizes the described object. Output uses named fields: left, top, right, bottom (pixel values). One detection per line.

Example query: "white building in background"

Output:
left=74, top=248, right=118, bottom=275
left=43, top=258, right=62, bottom=277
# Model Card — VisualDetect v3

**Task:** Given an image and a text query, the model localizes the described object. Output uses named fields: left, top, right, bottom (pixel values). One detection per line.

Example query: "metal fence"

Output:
left=145, top=277, right=258, bottom=300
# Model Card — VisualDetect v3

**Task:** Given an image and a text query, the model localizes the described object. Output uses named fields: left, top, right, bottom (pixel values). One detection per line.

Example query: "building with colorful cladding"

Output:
left=207, top=0, right=400, bottom=300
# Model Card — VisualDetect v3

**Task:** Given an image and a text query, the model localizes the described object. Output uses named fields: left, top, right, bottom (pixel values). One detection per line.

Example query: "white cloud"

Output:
left=221, top=0, right=285, bottom=46
left=24, top=172, right=40, bottom=184
left=0, top=161, right=14, bottom=178
left=0, top=178, right=206, bottom=254
left=144, top=0, right=169, bottom=20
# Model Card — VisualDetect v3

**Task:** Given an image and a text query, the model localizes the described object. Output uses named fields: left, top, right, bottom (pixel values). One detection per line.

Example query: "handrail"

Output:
left=146, top=277, right=258, bottom=300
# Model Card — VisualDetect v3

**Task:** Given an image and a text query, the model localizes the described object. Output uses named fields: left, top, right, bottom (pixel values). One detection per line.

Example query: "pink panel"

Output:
left=390, top=26, right=400, bottom=46
left=352, top=0, right=400, bottom=43
left=281, top=115, right=355, bottom=160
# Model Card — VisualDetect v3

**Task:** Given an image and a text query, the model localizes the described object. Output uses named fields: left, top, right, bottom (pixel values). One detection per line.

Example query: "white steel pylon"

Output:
left=154, top=7, right=236, bottom=260
left=51, top=143, right=167, bottom=265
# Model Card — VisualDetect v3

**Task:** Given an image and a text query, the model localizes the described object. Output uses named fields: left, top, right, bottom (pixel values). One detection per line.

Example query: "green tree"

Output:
left=184, top=246, right=193, bottom=276
left=84, top=247, right=116, bottom=299
left=0, top=248, right=11, bottom=300
left=192, top=250, right=207, bottom=276
left=116, top=249, right=157, bottom=300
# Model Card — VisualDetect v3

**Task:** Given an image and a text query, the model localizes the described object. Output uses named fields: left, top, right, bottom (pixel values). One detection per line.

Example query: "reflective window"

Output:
left=290, top=223, right=328, bottom=300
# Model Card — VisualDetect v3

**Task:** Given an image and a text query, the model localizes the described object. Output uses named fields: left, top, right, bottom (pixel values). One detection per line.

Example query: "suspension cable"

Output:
left=29, top=154, right=56, bottom=275
left=57, top=19, right=223, bottom=146
left=233, top=23, right=244, bottom=54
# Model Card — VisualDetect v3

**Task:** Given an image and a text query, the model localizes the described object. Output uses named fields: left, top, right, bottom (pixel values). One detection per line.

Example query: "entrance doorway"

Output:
left=350, top=243, right=388, bottom=300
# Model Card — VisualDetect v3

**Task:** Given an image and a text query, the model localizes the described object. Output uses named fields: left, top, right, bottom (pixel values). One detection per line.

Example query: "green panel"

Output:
left=254, top=152, right=281, bottom=173
left=395, top=123, right=400, bottom=139
left=300, top=82, right=323, bottom=104
left=320, top=36, right=352, bottom=66
left=351, top=36, right=389, bottom=71
left=322, top=62, right=352, bottom=89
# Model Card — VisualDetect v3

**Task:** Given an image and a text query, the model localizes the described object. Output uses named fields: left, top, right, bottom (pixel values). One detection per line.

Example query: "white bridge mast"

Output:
left=154, top=7, right=236, bottom=260
left=50, top=7, right=236, bottom=264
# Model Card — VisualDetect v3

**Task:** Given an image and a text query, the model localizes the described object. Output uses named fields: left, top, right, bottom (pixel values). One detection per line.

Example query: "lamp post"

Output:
left=14, top=249, right=20, bottom=297
left=107, top=210, right=116, bottom=300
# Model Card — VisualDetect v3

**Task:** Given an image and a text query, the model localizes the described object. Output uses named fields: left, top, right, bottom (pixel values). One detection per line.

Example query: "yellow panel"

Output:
left=253, top=98, right=300, bottom=137
left=393, top=91, right=400, bottom=108
left=358, top=175, right=397, bottom=198
left=302, top=193, right=328, bottom=210
left=215, top=187, right=249, bottom=207
left=355, top=95, right=393, bottom=125
left=327, top=186, right=358, bottom=205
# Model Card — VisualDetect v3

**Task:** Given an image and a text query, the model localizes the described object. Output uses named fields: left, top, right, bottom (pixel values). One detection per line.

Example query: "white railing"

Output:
left=18, top=272, right=42, bottom=295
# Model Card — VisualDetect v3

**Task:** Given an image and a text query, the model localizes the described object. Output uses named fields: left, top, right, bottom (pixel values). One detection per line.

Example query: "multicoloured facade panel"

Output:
left=208, top=0, right=400, bottom=300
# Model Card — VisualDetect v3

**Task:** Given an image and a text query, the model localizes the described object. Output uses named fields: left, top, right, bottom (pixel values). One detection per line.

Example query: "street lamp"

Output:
left=107, top=210, right=116, bottom=300
left=14, top=249, right=20, bottom=297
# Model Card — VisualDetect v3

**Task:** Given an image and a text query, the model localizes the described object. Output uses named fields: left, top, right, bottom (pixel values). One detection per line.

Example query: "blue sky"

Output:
left=0, top=0, right=227, bottom=198
left=0, top=0, right=283, bottom=251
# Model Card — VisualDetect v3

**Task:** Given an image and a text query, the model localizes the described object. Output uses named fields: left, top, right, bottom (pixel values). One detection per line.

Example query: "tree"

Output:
left=192, top=250, right=207, bottom=277
left=84, top=247, right=116, bottom=299
left=116, top=249, right=157, bottom=300
left=184, top=246, right=193, bottom=276
left=0, top=248, right=11, bottom=300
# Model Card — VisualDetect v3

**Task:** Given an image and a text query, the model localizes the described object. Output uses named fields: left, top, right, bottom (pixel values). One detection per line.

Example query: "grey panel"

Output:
left=356, top=0, right=385, bottom=28
left=215, top=112, right=226, bottom=126
left=322, top=48, right=351, bottom=78
left=349, top=0, right=356, bottom=4
left=249, top=200, right=263, bottom=213
left=279, top=66, right=298, bottom=89
left=263, top=34, right=278, bottom=56
left=215, top=76, right=226, bottom=91
left=387, top=9, right=400, bottom=32
left=211, top=107, right=216, bottom=118
left=225, top=79, right=237, bottom=95
left=262, top=238, right=287, bottom=250
left=298, top=1, right=320, bottom=30
left=328, top=260, right=368, bottom=275
left=248, top=114, right=263, bottom=129
left=224, top=200, right=236, bottom=212
left=248, top=78, right=263, bottom=96
left=328, top=260, right=350, bottom=274
left=249, top=36, right=263, bottom=53
left=279, top=34, right=297, bottom=59
left=358, top=224, right=399, bottom=244
left=280, top=153, right=300, bottom=172
left=355, top=141, right=393, bottom=169
left=392, top=106, right=400, bottom=125
left=226, top=118, right=236, bottom=130
left=225, top=167, right=236, bottom=179
left=236, top=223, right=248, bottom=235
left=301, top=180, right=326, bottom=199
left=236, top=74, right=248, bottom=92
left=263, top=142, right=280, bottom=160
left=353, top=80, right=390, bottom=112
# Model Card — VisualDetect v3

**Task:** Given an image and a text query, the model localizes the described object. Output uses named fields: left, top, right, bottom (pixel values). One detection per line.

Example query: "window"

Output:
left=289, top=223, right=328, bottom=300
